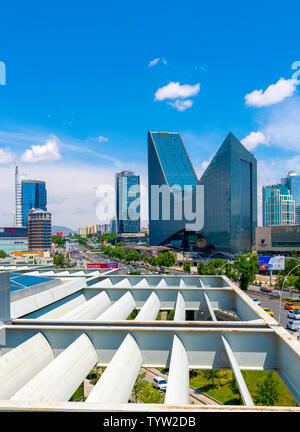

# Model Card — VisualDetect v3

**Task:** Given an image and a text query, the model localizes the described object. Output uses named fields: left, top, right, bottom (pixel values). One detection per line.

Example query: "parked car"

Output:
left=252, top=297, right=261, bottom=306
left=262, top=307, right=274, bottom=317
left=287, top=310, right=300, bottom=320
left=287, top=320, right=300, bottom=331
left=153, top=376, right=167, bottom=392
left=284, top=302, right=300, bottom=311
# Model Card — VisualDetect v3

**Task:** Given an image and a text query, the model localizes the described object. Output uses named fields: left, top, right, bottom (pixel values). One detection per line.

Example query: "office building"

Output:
left=262, top=185, right=295, bottom=226
left=148, top=131, right=198, bottom=248
left=0, top=227, right=28, bottom=255
left=28, top=209, right=52, bottom=251
left=115, top=171, right=140, bottom=234
left=21, top=180, right=47, bottom=227
left=15, top=167, right=23, bottom=227
left=199, top=132, right=257, bottom=254
left=281, top=171, right=300, bottom=224
left=110, top=217, right=116, bottom=233
left=256, top=225, right=300, bottom=254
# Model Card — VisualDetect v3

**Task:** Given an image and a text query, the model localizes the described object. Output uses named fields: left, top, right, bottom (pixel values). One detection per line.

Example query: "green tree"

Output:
left=234, top=254, right=258, bottom=290
left=203, top=370, right=220, bottom=388
left=156, top=250, right=176, bottom=267
left=0, top=249, right=8, bottom=258
left=132, top=372, right=146, bottom=402
left=229, top=377, right=241, bottom=403
left=183, top=261, right=191, bottom=273
left=197, top=261, right=206, bottom=275
left=53, top=253, right=66, bottom=267
left=254, top=372, right=280, bottom=406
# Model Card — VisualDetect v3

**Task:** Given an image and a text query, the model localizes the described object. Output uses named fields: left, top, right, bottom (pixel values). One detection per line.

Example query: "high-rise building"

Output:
left=262, top=185, right=295, bottom=226
left=281, top=171, right=300, bottom=224
left=21, top=180, right=47, bottom=227
left=28, top=209, right=52, bottom=251
left=199, top=132, right=257, bottom=254
left=15, top=167, right=23, bottom=227
left=115, top=171, right=140, bottom=234
left=148, top=131, right=198, bottom=248
left=110, top=217, right=116, bottom=233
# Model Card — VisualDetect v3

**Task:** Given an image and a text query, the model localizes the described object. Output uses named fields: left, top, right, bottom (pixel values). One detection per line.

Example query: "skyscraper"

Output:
left=262, top=185, right=295, bottom=226
left=199, top=132, right=257, bottom=254
left=21, top=180, right=47, bottom=227
left=281, top=171, right=300, bottom=224
left=15, top=166, right=23, bottom=227
left=115, top=171, right=140, bottom=233
left=148, top=131, right=198, bottom=247
left=28, top=208, right=52, bottom=251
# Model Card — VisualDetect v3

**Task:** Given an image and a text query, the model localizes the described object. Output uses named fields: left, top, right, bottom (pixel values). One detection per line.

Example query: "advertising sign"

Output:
left=87, top=263, right=118, bottom=269
left=258, top=256, right=285, bottom=271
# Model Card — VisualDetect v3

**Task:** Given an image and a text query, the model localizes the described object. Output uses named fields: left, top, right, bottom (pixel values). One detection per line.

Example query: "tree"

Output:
left=0, top=249, right=8, bottom=258
left=229, top=377, right=241, bottom=403
left=203, top=370, right=220, bottom=388
left=132, top=372, right=146, bottom=402
left=197, top=261, right=206, bottom=275
left=234, top=254, right=258, bottom=290
left=183, top=261, right=191, bottom=273
left=53, top=253, right=66, bottom=267
left=156, top=251, right=176, bottom=267
left=254, top=372, right=280, bottom=406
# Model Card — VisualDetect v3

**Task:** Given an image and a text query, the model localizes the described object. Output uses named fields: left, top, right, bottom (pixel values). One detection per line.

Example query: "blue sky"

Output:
left=0, top=1, right=300, bottom=228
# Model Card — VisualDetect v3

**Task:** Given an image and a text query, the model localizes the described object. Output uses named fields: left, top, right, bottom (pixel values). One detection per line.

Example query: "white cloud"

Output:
left=97, top=136, right=109, bottom=142
left=241, top=131, right=269, bottom=150
left=162, top=58, right=167, bottom=65
left=21, top=135, right=61, bottom=163
left=245, top=77, right=297, bottom=107
left=0, top=148, right=14, bottom=165
left=167, top=99, right=193, bottom=111
left=155, top=81, right=200, bottom=101
left=148, top=58, right=160, bottom=67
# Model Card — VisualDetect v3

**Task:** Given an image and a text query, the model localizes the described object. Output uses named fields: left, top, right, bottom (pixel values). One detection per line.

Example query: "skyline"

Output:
left=0, top=2, right=300, bottom=228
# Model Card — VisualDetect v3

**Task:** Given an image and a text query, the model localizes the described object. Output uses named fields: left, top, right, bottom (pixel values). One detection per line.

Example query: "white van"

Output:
left=287, top=320, right=300, bottom=331
left=153, top=376, right=167, bottom=392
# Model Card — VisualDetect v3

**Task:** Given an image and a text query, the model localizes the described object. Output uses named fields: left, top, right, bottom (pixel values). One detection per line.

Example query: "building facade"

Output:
left=0, top=227, right=28, bottom=255
left=199, top=132, right=257, bottom=254
left=115, top=170, right=140, bottom=234
left=28, top=209, right=52, bottom=251
left=262, top=185, right=295, bottom=227
left=281, top=171, right=300, bottom=224
left=15, top=167, right=23, bottom=227
left=256, top=225, right=300, bottom=254
left=148, top=131, right=198, bottom=248
left=21, top=180, right=47, bottom=227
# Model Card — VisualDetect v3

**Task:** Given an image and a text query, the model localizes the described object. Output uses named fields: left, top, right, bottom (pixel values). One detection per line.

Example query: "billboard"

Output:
left=259, top=256, right=285, bottom=271
left=87, top=263, right=118, bottom=269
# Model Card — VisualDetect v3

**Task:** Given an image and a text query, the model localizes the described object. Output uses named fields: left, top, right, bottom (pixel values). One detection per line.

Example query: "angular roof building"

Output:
left=199, top=132, right=257, bottom=254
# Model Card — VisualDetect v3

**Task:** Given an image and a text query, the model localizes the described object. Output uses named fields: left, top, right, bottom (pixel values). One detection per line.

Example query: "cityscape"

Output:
left=0, top=0, right=299, bottom=423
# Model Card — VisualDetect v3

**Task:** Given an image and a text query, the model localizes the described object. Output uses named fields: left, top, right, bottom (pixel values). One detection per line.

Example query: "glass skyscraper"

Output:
left=115, top=171, right=140, bottom=233
left=281, top=171, right=300, bottom=224
left=262, top=185, right=295, bottom=226
left=199, top=132, right=257, bottom=254
left=21, top=180, right=47, bottom=227
left=148, top=131, right=198, bottom=247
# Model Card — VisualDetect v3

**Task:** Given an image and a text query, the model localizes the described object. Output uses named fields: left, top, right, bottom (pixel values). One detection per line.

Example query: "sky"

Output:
left=0, top=1, right=300, bottom=229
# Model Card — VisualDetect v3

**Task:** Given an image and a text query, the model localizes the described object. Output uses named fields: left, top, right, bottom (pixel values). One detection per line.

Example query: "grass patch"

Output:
left=189, top=370, right=298, bottom=406
left=69, top=383, right=84, bottom=401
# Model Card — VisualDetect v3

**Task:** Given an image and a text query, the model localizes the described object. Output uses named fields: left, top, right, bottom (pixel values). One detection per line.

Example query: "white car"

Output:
left=252, top=297, right=261, bottom=306
left=153, top=376, right=167, bottom=392
left=286, top=320, right=300, bottom=331
left=287, top=310, right=300, bottom=320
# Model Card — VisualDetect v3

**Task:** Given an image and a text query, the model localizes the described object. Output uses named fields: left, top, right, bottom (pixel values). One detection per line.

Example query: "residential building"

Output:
left=148, top=131, right=198, bottom=248
left=28, top=209, right=52, bottom=251
left=199, top=132, right=257, bottom=254
left=0, top=227, right=28, bottom=255
left=115, top=170, right=140, bottom=234
left=262, top=185, right=295, bottom=226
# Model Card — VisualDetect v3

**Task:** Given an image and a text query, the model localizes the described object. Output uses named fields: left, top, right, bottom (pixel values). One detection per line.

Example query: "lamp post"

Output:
left=216, top=259, right=234, bottom=275
left=204, top=251, right=235, bottom=265
left=279, top=263, right=300, bottom=325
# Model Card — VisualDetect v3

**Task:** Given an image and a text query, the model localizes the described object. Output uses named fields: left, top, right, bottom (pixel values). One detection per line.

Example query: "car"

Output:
left=262, top=307, right=274, bottom=317
left=284, top=302, right=300, bottom=311
left=287, top=310, right=300, bottom=320
left=153, top=376, right=167, bottom=392
left=252, top=297, right=261, bottom=306
left=286, top=320, right=300, bottom=331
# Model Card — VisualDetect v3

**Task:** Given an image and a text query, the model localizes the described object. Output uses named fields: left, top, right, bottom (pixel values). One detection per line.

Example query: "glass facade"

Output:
left=115, top=171, right=140, bottom=233
left=148, top=131, right=198, bottom=247
left=0, top=227, right=28, bottom=254
left=263, top=185, right=295, bottom=226
left=21, top=180, right=47, bottom=227
left=199, top=132, right=257, bottom=254
left=281, top=171, right=300, bottom=224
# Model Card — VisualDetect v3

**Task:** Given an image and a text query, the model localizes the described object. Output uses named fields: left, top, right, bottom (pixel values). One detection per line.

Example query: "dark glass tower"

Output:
left=115, top=171, right=140, bottom=233
left=199, top=132, right=257, bottom=254
left=148, top=131, right=198, bottom=247
left=21, top=180, right=47, bottom=227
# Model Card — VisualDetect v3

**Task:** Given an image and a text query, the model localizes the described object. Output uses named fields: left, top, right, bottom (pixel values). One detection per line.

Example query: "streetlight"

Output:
left=279, top=262, right=300, bottom=325
left=216, top=259, right=234, bottom=275
left=204, top=251, right=235, bottom=264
